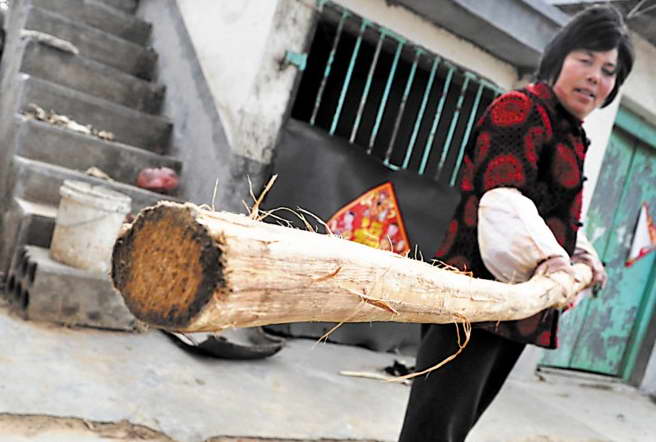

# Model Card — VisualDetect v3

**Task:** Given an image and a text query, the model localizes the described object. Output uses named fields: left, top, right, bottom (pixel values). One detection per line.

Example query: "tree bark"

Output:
left=111, top=201, right=592, bottom=332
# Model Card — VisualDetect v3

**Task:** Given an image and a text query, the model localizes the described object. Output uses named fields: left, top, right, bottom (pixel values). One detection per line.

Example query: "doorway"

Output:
left=541, top=108, right=656, bottom=381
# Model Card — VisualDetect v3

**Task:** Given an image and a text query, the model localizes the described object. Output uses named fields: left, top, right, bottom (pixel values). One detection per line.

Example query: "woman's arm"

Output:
left=478, top=187, right=571, bottom=283
left=478, top=187, right=605, bottom=292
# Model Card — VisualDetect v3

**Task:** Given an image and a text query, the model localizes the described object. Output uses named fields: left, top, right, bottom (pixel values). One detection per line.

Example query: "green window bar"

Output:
left=479, top=78, right=505, bottom=96
left=384, top=48, right=422, bottom=166
left=330, top=19, right=368, bottom=135
left=350, top=33, right=384, bottom=143
left=418, top=64, right=455, bottom=175
left=367, top=35, right=405, bottom=154
left=402, top=56, right=439, bottom=170
left=449, top=79, right=485, bottom=185
left=435, top=74, right=472, bottom=179
left=310, top=9, right=349, bottom=126
left=307, top=0, right=505, bottom=186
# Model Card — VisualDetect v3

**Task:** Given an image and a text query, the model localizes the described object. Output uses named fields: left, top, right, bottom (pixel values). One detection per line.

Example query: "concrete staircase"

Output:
left=0, top=0, right=182, bottom=329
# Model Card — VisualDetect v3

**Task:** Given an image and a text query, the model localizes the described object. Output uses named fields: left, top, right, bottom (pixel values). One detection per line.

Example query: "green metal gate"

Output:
left=542, top=108, right=656, bottom=380
left=292, top=1, right=503, bottom=186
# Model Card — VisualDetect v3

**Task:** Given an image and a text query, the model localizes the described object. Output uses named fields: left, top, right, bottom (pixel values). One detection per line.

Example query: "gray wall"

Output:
left=137, top=0, right=269, bottom=213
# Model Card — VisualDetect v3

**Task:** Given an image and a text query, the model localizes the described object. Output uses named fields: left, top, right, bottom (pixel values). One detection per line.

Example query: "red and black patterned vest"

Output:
left=435, top=82, right=588, bottom=349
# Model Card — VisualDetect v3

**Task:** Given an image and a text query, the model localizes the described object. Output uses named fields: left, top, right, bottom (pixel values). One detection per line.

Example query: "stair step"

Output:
left=20, top=75, right=172, bottom=152
left=25, top=6, right=157, bottom=80
left=30, top=0, right=151, bottom=46
left=15, top=117, right=182, bottom=185
left=97, top=0, right=139, bottom=15
left=20, top=40, right=164, bottom=114
left=6, top=246, right=137, bottom=330
left=0, top=198, right=56, bottom=276
left=12, top=156, right=179, bottom=212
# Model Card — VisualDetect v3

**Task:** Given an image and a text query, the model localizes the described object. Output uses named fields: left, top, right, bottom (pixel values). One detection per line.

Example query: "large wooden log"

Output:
left=111, top=201, right=592, bottom=332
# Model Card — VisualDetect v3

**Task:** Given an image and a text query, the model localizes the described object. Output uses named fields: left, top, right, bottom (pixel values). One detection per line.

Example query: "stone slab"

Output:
left=15, top=116, right=182, bottom=185
left=12, top=156, right=180, bottom=211
left=4, top=246, right=138, bottom=330
left=97, top=0, right=139, bottom=15
left=20, top=39, right=164, bottom=114
left=20, top=74, right=172, bottom=152
left=30, top=0, right=151, bottom=46
left=25, top=5, right=156, bottom=79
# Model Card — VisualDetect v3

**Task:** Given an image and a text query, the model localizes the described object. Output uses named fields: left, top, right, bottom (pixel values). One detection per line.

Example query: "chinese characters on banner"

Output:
left=327, top=182, right=411, bottom=255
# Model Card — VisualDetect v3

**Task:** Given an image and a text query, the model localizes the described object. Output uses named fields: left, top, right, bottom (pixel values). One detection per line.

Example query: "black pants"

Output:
left=398, top=324, right=525, bottom=442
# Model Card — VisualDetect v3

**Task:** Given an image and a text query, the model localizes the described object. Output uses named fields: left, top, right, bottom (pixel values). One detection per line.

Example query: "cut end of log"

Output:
left=111, top=202, right=223, bottom=329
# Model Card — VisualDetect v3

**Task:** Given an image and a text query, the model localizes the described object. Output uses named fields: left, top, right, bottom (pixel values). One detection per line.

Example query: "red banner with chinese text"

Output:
left=327, top=182, right=410, bottom=255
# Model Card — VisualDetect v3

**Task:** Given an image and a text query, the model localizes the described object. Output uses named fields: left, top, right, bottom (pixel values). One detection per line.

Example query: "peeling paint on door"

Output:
left=542, top=108, right=656, bottom=379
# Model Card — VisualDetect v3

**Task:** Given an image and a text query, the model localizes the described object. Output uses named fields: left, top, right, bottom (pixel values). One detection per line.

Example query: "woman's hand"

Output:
left=572, top=232, right=608, bottom=293
left=533, top=255, right=575, bottom=278
left=533, top=255, right=580, bottom=308
left=571, top=251, right=608, bottom=292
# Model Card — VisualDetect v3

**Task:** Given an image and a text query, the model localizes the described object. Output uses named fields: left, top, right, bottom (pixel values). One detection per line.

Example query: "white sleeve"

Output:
left=478, top=188, right=569, bottom=283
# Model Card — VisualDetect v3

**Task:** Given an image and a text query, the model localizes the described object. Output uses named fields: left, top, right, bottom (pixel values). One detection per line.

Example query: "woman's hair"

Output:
left=536, top=5, right=634, bottom=108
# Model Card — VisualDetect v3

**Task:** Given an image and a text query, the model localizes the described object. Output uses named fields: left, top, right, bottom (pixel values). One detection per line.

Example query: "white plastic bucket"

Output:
left=50, top=180, right=132, bottom=274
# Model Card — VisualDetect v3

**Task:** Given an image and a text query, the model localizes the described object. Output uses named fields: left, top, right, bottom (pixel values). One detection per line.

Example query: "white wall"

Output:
left=138, top=0, right=272, bottom=210
left=175, top=0, right=279, bottom=152
left=619, top=32, right=656, bottom=127
left=175, top=0, right=315, bottom=164
left=235, top=0, right=315, bottom=162
left=334, top=0, right=519, bottom=90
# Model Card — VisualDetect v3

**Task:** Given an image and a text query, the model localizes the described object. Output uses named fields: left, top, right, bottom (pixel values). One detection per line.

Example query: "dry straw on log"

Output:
left=111, top=201, right=592, bottom=333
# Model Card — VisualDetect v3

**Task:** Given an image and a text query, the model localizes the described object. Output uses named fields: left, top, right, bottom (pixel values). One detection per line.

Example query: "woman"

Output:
left=399, top=5, right=634, bottom=441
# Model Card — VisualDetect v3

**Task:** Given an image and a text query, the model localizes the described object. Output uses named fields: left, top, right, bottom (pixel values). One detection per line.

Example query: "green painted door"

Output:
left=541, top=117, right=656, bottom=378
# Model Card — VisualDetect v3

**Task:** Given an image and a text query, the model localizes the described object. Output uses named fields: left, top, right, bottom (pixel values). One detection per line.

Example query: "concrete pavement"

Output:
left=470, top=368, right=655, bottom=442
left=0, top=302, right=654, bottom=441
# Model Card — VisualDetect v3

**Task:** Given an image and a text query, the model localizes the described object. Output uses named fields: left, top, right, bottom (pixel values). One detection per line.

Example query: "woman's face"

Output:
left=553, top=48, right=618, bottom=120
